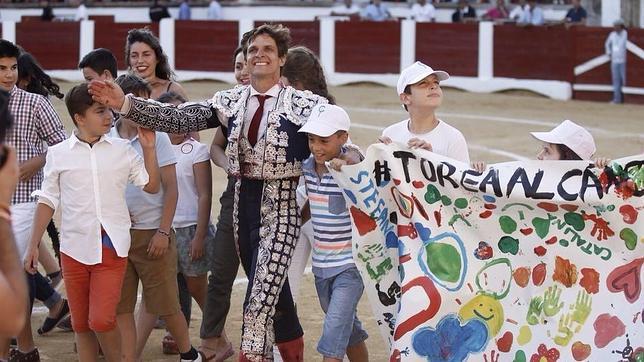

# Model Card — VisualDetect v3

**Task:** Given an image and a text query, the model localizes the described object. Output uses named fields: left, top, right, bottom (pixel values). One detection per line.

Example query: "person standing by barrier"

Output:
left=605, top=19, right=628, bottom=104
left=89, top=23, right=328, bottom=361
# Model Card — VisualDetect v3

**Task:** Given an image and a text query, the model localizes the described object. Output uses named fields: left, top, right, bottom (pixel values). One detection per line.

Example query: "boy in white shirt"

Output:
left=110, top=75, right=203, bottom=362
left=23, top=83, right=160, bottom=361
left=380, top=61, right=470, bottom=164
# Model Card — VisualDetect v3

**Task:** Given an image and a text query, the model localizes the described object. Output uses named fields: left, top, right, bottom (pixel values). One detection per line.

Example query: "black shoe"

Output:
left=37, top=299, right=70, bottom=335
left=57, top=315, right=73, bottom=332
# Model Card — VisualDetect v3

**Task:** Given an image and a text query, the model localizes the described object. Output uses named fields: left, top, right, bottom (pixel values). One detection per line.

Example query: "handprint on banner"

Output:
left=554, top=313, right=575, bottom=346
left=570, top=291, right=592, bottom=329
left=553, top=290, right=592, bottom=346
left=582, top=212, right=615, bottom=241
left=543, top=285, right=564, bottom=317
left=527, top=296, right=544, bottom=326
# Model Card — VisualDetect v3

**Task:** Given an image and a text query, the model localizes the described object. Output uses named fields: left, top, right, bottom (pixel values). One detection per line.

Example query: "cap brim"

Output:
left=298, top=122, right=342, bottom=137
left=530, top=131, right=563, bottom=145
left=408, top=70, right=450, bottom=85
left=399, top=70, right=451, bottom=95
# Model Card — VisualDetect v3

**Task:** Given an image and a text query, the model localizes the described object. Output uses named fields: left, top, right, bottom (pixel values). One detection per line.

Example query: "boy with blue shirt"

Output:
left=298, top=104, right=369, bottom=362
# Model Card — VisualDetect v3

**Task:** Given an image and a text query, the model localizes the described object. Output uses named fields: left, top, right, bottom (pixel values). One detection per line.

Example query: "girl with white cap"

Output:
left=472, top=120, right=610, bottom=172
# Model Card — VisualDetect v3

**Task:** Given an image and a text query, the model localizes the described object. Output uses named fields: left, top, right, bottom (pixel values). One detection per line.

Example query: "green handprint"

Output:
left=554, top=313, right=574, bottom=346
left=526, top=296, right=543, bottom=325
left=571, top=291, right=592, bottom=331
left=543, top=285, right=564, bottom=317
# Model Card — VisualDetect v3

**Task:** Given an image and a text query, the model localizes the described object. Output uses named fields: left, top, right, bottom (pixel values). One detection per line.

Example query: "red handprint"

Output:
left=582, top=213, right=615, bottom=241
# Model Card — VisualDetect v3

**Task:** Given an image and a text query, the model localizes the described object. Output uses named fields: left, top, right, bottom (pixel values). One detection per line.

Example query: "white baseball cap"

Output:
left=531, top=120, right=596, bottom=160
left=299, top=104, right=350, bottom=137
left=397, top=61, right=450, bottom=95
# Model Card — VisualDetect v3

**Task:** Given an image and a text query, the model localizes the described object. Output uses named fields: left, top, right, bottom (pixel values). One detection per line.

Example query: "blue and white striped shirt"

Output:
left=303, top=156, right=355, bottom=279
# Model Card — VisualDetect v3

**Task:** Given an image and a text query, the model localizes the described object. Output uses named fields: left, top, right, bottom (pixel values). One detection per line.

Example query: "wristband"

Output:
left=157, top=229, right=170, bottom=237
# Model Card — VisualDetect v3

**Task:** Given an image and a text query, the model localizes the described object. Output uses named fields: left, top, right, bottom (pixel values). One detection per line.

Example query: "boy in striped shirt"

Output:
left=298, top=104, right=369, bottom=362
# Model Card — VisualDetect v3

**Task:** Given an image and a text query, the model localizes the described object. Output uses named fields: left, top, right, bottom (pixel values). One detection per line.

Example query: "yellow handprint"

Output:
left=571, top=290, right=592, bottom=332
left=554, top=313, right=574, bottom=346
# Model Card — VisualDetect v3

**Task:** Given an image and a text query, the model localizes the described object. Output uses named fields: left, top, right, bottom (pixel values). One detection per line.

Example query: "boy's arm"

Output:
left=24, top=97, right=66, bottom=182
left=191, top=160, right=212, bottom=261
left=26, top=148, right=61, bottom=272
left=147, top=164, right=177, bottom=258
left=300, top=200, right=311, bottom=224
left=18, top=154, right=46, bottom=182
left=138, top=128, right=161, bottom=194
left=23, top=203, right=55, bottom=274
left=209, top=127, right=229, bottom=171
left=34, top=97, right=67, bottom=147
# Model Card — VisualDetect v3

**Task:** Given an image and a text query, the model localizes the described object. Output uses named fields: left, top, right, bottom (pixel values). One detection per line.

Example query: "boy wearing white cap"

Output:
left=298, top=104, right=369, bottom=362
left=380, top=61, right=470, bottom=164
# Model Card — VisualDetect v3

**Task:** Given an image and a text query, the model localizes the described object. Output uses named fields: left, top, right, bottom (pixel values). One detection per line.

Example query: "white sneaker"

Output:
left=179, top=351, right=204, bottom=362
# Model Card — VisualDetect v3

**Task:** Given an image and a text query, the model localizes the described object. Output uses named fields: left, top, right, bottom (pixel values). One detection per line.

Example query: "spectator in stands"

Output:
left=452, top=0, right=477, bottom=23
left=149, top=0, right=171, bottom=23
left=518, top=0, right=544, bottom=26
left=74, top=0, right=88, bottom=21
left=40, top=0, right=54, bottom=21
left=178, top=0, right=191, bottom=20
left=564, top=0, right=587, bottom=25
left=363, top=0, right=392, bottom=21
left=411, top=0, right=436, bottom=23
left=508, top=0, right=527, bottom=22
left=605, top=19, right=627, bottom=104
left=331, top=0, right=361, bottom=17
left=482, top=0, right=509, bottom=21
left=207, top=0, right=222, bottom=20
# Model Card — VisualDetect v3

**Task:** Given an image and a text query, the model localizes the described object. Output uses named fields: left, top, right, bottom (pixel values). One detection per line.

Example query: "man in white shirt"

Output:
left=605, top=19, right=628, bottom=104
left=519, top=0, right=544, bottom=26
left=411, top=0, right=436, bottom=22
left=508, top=0, right=527, bottom=22
left=207, top=0, right=222, bottom=20
left=24, top=83, right=160, bottom=361
left=380, top=61, right=470, bottom=164
left=331, top=0, right=361, bottom=17
left=74, top=0, right=88, bottom=21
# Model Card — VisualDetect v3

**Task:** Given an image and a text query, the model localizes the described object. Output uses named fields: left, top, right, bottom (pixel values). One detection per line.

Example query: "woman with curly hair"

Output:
left=125, top=28, right=188, bottom=101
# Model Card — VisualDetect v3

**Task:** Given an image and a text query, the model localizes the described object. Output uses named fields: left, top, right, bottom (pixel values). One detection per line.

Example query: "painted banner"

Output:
left=329, top=143, right=643, bottom=362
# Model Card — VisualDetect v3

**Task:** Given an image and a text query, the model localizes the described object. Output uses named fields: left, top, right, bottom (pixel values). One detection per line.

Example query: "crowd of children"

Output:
left=0, top=21, right=615, bottom=362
